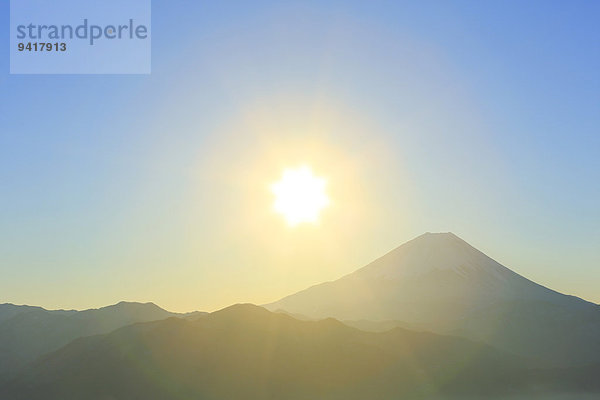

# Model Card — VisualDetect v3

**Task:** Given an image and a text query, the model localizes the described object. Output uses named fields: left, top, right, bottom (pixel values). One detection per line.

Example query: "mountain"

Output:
left=0, top=301, right=206, bottom=383
left=0, top=304, right=52, bottom=324
left=265, top=232, right=600, bottom=366
left=2, top=304, right=598, bottom=400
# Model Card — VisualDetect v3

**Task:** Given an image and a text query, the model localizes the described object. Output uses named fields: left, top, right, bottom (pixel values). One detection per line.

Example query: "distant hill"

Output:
left=0, top=301, right=206, bottom=383
left=0, top=304, right=52, bottom=324
left=265, top=232, right=600, bottom=367
left=2, top=304, right=598, bottom=400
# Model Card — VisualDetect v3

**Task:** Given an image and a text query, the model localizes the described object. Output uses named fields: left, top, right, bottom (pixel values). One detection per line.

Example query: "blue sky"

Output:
left=1, top=0, right=599, bottom=311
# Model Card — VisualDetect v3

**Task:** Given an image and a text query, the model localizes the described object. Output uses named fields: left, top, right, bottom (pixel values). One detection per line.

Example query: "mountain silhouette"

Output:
left=2, top=304, right=597, bottom=400
left=0, top=301, right=206, bottom=383
left=266, top=232, right=600, bottom=366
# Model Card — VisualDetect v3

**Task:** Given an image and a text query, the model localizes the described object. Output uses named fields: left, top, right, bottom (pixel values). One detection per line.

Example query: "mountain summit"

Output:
left=353, top=232, right=518, bottom=279
left=266, top=232, right=600, bottom=366
left=267, top=232, right=574, bottom=322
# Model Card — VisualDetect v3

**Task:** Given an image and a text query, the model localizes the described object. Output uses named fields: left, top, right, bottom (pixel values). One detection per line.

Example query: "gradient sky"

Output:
left=1, top=0, right=599, bottom=312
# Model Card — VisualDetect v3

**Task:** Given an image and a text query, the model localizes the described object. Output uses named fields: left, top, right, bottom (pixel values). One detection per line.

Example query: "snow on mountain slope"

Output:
left=353, top=232, right=512, bottom=280
left=267, top=232, right=577, bottom=321
left=265, top=233, right=600, bottom=366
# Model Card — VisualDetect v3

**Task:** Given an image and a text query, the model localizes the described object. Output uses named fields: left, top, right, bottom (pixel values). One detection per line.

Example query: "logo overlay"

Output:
left=10, top=0, right=151, bottom=74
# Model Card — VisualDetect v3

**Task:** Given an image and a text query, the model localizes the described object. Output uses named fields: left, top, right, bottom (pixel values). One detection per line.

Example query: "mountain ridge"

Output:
left=0, top=301, right=206, bottom=383
left=4, top=304, right=597, bottom=400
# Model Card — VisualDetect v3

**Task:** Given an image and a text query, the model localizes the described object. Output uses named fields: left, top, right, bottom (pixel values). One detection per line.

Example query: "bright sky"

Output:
left=1, top=1, right=598, bottom=312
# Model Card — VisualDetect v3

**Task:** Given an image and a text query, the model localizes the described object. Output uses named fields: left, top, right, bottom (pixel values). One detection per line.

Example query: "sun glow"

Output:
left=271, top=166, right=330, bottom=226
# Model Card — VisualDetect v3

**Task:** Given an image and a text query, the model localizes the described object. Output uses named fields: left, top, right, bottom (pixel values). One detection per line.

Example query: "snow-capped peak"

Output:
left=350, top=232, right=511, bottom=281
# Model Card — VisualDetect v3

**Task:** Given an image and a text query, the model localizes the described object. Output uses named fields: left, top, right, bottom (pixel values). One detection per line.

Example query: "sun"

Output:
left=271, top=166, right=330, bottom=226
